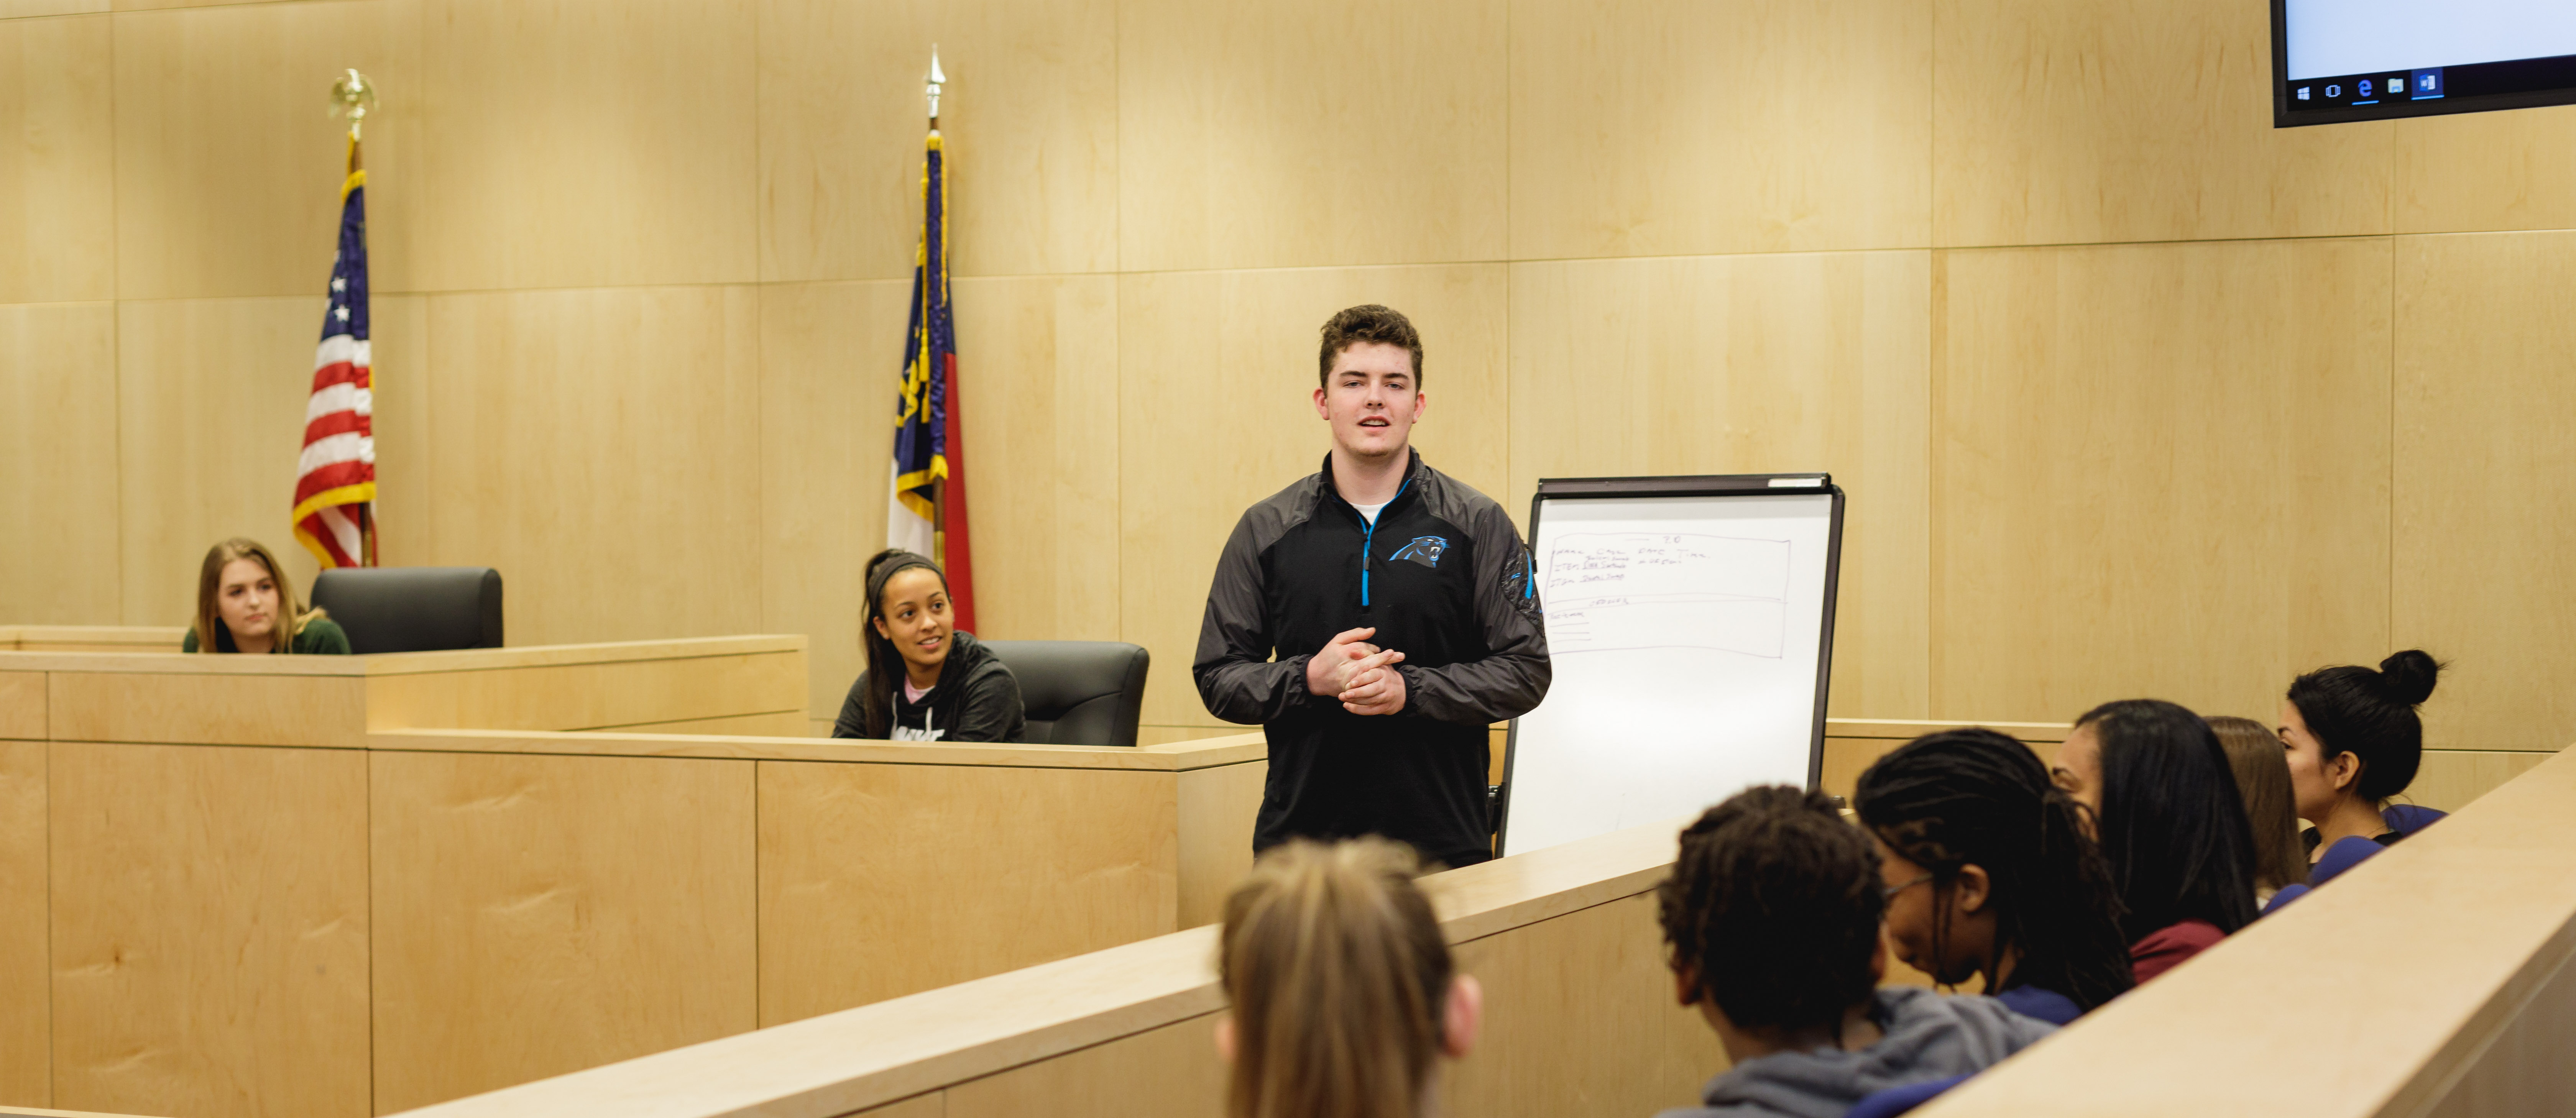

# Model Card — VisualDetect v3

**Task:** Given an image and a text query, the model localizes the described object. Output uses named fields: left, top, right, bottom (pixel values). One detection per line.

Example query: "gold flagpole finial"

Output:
left=926, top=46, right=946, bottom=125
left=329, top=68, right=376, bottom=141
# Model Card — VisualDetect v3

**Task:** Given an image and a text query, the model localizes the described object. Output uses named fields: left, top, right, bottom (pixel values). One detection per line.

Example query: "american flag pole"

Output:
left=296, top=70, right=379, bottom=571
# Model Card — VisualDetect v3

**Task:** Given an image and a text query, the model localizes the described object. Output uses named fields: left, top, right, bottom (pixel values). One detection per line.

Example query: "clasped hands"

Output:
left=1305, top=626, right=1408, bottom=716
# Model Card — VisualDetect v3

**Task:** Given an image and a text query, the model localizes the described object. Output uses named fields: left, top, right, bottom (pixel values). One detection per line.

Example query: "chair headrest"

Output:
left=309, top=567, right=504, bottom=654
left=978, top=640, right=1148, bottom=717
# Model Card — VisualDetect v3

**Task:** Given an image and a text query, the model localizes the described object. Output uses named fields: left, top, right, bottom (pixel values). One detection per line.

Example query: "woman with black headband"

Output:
left=831, top=548, right=1025, bottom=742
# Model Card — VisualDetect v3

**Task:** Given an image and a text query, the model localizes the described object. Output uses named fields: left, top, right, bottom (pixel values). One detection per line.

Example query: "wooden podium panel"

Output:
left=47, top=742, right=370, bottom=1118
left=0, top=741, right=45, bottom=1109
left=0, top=673, right=43, bottom=741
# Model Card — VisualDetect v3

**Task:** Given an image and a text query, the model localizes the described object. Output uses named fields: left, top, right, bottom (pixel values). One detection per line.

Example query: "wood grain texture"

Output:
left=363, top=650, right=805, bottom=732
left=1933, top=239, right=2393, bottom=724
left=48, top=741, right=369, bottom=1118
left=1117, top=264, right=1510, bottom=727
left=110, top=0, right=420, bottom=299
left=2409, top=750, right=2551, bottom=816
left=423, top=286, right=762, bottom=647
left=370, top=750, right=759, bottom=1113
left=2421, top=928, right=2576, bottom=1118
left=1931, top=0, right=2389, bottom=246
left=943, top=1014, right=1221, bottom=1118
left=0, top=672, right=41, bottom=740
left=1822, top=735, right=2061, bottom=802
left=415, top=0, right=755, bottom=291
left=49, top=671, right=368, bottom=747
left=1175, top=760, right=1264, bottom=928
left=0, top=1, right=109, bottom=16
left=756, top=0, right=1116, bottom=281
left=1509, top=0, right=1929, bottom=258
left=113, top=297, right=327, bottom=628
left=0, top=13, right=112, bottom=302
left=756, top=279, right=912, bottom=719
left=1116, top=0, right=1505, bottom=271
left=0, top=627, right=188, bottom=652
left=601, top=710, right=810, bottom=736
left=2394, top=231, right=2576, bottom=752
left=0, top=740, right=44, bottom=1107
left=0, top=304, right=119, bottom=625
left=755, top=759, right=1177, bottom=1026
left=1510, top=251, right=1932, bottom=718
left=2397, top=104, right=2576, bottom=235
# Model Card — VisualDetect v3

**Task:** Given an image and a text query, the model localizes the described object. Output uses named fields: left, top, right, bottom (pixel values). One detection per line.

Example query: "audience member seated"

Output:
left=832, top=548, right=1025, bottom=742
left=181, top=538, right=350, bottom=655
left=1854, top=729, right=2134, bottom=1024
left=1214, top=838, right=1480, bottom=1118
left=1653, top=787, right=2055, bottom=1118
left=2208, top=715, right=2310, bottom=908
left=2281, top=651, right=2447, bottom=861
left=2052, top=700, right=2257, bottom=983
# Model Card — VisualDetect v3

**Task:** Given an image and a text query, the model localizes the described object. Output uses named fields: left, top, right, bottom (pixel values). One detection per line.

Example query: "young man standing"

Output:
left=1194, top=304, right=1551, bottom=869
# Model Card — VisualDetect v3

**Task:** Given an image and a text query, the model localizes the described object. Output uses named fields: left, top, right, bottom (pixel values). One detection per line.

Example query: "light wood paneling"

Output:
left=755, top=759, right=1176, bottom=1026
left=370, top=750, right=759, bottom=1113
left=0, top=672, right=41, bottom=740
left=605, top=710, right=810, bottom=736
left=849, top=1096, right=943, bottom=1118
left=952, top=275, right=1121, bottom=644
left=2409, top=750, right=2551, bottom=816
left=1509, top=0, right=1929, bottom=259
left=424, top=286, right=762, bottom=647
left=945, top=1014, right=1221, bottom=1118
left=1116, top=0, right=1506, bottom=271
left=0, top=1, right=108, bottom=16
left=1175, top=759, right=1264, bottom=928
left=0, top=740, right=44, bottom=1108
left=111, top=0, right=420, bottom=299
left=2397, top=105, right=2576, bottom=235
left=50, top=671, right=367, bottom=748
left=415, top=0, right=756, bottom=291
left=365, top=651, right=804, bottom=732
left=1821, top=734, right=2062, bottom=802
left=114, top=297, right=326, bottom=627
left=2394, top=231, right=2576, bottom=752
left=756, top=0, right=1116, bottom=281
left=1932, top=239, right=2394, bottom=723
left=1448, top=892, right=1723, bottom=1116
left=1137, top=724, right=1232, bottom=747
left=0, top=14, right=111, bottom=302
left=1117, top=264, right=1510, bottom=727
left=1510, top=251, right=1932, bottom=717
left=49, top=741, right=369, bottom=1118
left=1931, top=0, right=2389, bottom=246
left=756, top=279, right=912, bottom=718
left=370, top=293, right=434, bottom=566
left=1, top=303, right=119, bottom=624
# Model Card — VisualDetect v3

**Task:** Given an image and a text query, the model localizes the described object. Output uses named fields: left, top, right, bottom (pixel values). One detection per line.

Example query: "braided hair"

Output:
left=1657, top=786, right=1883, bottom=1037
left=1855, top=729, right=2135, bottom=1012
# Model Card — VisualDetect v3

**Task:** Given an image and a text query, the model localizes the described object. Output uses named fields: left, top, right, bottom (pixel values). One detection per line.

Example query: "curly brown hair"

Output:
left=1317, top=304, right=1423, bottom=387
left=1658, top=786, right=1883, bottom=1036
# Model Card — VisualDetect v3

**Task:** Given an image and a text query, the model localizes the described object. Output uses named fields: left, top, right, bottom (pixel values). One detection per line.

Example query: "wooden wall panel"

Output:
left=50, top=671, right=367, bottom=748
left=370, top=750, right=759, bottom=1113
left=1175, top=760, right=1265, bottom=929
left=1, top=303, right=119, bottom=625
left=1116, top=0, right=1506, bottom=272
left=0, top=740, right=44, bottom=1108
left=111, top=0, right=420, bottom=299
left=1118, top=264, right=1510, bottom=729
left=0, top=13, right=112, bottom=303
left=415, top=0, right=756, bottom=291
left=756, top=279, right=912, bottom=719
left=2397, top=105, right=2576, bottom=235
left=2394, top=231, right=2576, bottom=752
left=0, top=2, right=108, bottom=18
left=756, top=0, right=1117, bottom=281
left=945, top=1014, right=1222, bottom=1118
left=368, top=293, right=434, bottom=568
left=1447, top=892, right=1720, bottom=1116
left=114, top=297, right=326, bottom=627
left=2410, top=751, right=2551, bottom=815
left=0, top=672, right=41, bottom=740
left=49, top=741, right=369, bottom=1118
left=1931, top=0, right=2389, bottom=247
left=364, top=652, right=805, bottom=732
left=755, top=760, right=1176, bottom=1026
left=1932, top=238, right=2393, bottom=724
left=1509, top=0, right=1929, bottom=259
left=953, top=275, right=1122, bottom=645
left=1510, top=252, right=1932, bottom=718
left=424, top=286, right=762, bottom=647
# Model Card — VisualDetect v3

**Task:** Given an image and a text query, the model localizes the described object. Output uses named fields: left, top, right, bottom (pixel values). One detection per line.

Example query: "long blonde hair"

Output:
left=192, top=538, right=325, bottom=653
left=2208, top=715, right=2308, bottom=894
left=1218, top=839, right=1452, bottom=1118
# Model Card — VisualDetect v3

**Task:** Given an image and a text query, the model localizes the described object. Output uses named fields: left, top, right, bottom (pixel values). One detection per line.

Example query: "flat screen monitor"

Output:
left=2274, top=1, right=2576, bottom=126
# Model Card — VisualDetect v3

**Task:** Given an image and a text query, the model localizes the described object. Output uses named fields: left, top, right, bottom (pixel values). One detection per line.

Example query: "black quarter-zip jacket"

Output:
left=1194, top=451, right=1551, bottom=868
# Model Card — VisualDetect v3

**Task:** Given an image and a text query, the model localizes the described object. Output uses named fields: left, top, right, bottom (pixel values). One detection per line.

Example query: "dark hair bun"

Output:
left=2377, top=649, right=2442, bottom=706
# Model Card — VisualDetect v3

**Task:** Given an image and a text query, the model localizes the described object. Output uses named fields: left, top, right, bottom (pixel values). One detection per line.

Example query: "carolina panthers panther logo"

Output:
left=1390, top=535, right=1449, bottom=569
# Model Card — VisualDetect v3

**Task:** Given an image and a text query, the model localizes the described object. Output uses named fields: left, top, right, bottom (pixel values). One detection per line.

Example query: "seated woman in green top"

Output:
left=181, top=538, right=350, bottom=655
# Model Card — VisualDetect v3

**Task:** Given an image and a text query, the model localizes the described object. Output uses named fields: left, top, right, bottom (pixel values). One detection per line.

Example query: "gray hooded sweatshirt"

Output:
left=1656, top=987, right=2056, bottom=1118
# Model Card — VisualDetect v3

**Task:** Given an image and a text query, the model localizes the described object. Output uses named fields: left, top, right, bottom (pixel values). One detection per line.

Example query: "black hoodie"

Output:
left=831, top=630, right=1027, bottom=743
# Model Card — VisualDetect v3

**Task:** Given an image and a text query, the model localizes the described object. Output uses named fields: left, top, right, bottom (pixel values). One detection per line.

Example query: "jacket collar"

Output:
left=1314, top=448, right=1425, bottom=520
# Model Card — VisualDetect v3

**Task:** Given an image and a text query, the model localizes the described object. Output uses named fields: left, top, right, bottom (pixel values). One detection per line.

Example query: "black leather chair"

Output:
left=309, top=567, right=504, bottom=654
left=980, top=640, right=1149, bottom=747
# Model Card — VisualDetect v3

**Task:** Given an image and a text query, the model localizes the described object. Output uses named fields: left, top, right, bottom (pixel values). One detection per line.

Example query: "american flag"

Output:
left=294, top=140, right=376, bottom=569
